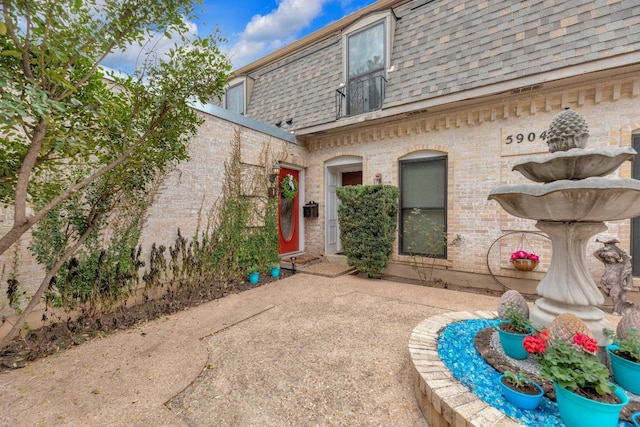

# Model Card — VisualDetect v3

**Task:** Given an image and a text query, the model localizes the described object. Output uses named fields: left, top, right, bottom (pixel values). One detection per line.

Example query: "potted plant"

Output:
left=523, top=330, right=629, bottom=427
left=496, top=302, right=534, bottom=360
left=247, top=266, right=260, bottom=285
left=510, top=250, right=539, bottom=271
left=604, top=328, right=640, bottom=395
left=270, top=263, right=281, bottom=278
left=499, top=371, right=544, bottom=410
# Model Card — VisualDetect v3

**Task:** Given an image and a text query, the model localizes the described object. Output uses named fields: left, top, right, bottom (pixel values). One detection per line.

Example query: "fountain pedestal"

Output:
left=529, top=221, right=612, bottom=344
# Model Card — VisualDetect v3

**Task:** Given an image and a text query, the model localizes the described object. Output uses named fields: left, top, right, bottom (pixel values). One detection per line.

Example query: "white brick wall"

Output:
left=302, top=72, right=640, bottom=290
left=0, top=112, right=305, bottom=318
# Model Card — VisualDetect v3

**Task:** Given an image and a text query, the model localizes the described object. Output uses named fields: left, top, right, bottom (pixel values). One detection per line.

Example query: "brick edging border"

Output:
left=409, top=311, right=524, bottom=427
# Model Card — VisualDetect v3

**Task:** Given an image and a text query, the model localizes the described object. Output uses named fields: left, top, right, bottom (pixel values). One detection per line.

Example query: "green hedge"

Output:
left=336, top=185, right=399, bottom=277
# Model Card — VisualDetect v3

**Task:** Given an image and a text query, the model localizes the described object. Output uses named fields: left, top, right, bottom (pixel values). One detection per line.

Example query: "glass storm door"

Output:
left=278, top=168, right=300, bottom=254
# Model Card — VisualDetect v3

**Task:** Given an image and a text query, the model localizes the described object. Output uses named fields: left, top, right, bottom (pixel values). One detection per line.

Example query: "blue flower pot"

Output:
left=496, top=321, right=531, bottom=360
left=270, top=266, right=280, bottom=278
left=553, top=382, right=628, bottom=427
left=499, top=374, right=544, bottom=409
left=632, top=412, right=640, bottom=427
left=607, top=344, right=640, bottom=395
left=248, top=272, right=259, bottom=284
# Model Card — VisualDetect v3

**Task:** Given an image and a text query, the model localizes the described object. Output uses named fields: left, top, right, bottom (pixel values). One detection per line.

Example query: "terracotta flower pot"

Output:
left=511, top=258, right=538, bottom=271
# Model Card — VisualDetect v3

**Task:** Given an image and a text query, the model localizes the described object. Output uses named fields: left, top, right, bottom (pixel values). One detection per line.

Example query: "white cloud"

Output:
left=229, top=0, right=329, bottom=69
left=102, top=19, right=199, bottom=74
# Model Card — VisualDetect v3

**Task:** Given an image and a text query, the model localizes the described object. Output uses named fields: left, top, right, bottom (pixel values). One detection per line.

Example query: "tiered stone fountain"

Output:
left=410, top=110, right=640, bottom=426
left=488, top=109, right=640, bottom=344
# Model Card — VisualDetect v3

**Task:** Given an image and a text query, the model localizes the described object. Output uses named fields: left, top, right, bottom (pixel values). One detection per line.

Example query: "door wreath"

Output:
left=281, top=174, right=298, bottom=199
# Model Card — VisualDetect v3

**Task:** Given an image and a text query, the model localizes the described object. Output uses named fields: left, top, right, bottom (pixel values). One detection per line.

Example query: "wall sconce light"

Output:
left=269, top=162, right=281, bottom=183
left=268, top=162, right=281, bottom=197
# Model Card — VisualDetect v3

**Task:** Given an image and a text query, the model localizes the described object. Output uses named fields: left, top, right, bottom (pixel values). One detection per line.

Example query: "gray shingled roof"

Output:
left=245, top=36, right=343, bottom=129
left=385, top=0, right=639, bottom=107
left=242, top=0, right=640, bottom=130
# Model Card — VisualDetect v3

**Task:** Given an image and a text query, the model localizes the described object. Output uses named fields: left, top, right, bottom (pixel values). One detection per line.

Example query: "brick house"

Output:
left=218, top=0, right=640, bottom=294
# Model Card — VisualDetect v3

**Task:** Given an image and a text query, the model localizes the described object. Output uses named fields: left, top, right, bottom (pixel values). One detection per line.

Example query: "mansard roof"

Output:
left=235, top=0, right=640, bottom=133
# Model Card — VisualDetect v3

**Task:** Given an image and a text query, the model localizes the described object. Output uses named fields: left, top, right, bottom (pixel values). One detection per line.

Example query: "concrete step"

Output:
left=322, top=253, right=349, bottom=266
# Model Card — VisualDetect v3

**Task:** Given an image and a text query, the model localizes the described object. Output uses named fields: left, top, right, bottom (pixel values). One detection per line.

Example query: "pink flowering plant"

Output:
left=510, top=250, right=539, bottom=262
left=523, top=330, right=613, bottom=396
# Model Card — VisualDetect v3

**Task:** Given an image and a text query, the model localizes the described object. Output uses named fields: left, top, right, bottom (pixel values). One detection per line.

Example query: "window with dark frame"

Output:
left=399, top=156, right=447, bottom=258
left=225, top=82, right=244, bottom=115
left=346, top=20, right=386, bottom=116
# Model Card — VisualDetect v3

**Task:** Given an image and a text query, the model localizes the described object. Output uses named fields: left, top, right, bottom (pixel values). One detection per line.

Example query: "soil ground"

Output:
left=0, top=269, right=294, bottom=371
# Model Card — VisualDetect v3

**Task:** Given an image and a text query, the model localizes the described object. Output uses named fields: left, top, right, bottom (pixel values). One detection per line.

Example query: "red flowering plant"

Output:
left=510, top=250, right=539, bottom=262
left=523, top=330, right=614, bottom=397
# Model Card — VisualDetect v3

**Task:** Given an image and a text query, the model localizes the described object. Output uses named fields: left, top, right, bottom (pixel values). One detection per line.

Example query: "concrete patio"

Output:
left=0, top=271, right=502, bottom=426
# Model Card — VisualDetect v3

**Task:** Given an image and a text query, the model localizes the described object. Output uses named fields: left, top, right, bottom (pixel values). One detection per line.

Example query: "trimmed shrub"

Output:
left=337, top=185, right=399, bottom=277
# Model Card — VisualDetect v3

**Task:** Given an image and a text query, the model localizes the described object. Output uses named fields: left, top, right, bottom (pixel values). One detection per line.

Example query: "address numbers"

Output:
left=505, top=131, right=548, bottom=145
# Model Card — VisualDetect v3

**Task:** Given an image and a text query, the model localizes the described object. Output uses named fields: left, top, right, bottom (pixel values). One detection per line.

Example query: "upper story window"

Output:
left=337, top=11, right=395, bottom=119
left=347, top=21, right=386, bottom=115
left=225, top=82, right=245, bottom=115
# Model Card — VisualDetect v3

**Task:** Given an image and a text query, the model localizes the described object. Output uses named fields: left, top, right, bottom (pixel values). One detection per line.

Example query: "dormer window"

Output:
left=225, top=82, right=245, bottom=115
left=337, top=10, right=395, bottom=119
left=347, top=21, right=385, bottom=115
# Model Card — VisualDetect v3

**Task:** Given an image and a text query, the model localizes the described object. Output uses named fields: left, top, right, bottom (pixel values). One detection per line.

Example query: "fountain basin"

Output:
left=512, top=147, right=636, bottom=182
left=488, top=177, right=640, bottom=221
left=409, top=311, right=525, bottom=426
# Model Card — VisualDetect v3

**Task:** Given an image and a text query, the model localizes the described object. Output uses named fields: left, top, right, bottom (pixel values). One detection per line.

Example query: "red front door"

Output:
left=278, top=168, right=300, bottom=254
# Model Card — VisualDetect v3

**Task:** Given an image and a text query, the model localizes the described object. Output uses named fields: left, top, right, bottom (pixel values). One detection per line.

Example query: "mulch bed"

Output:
left=0, top=269, right=294, bottom=372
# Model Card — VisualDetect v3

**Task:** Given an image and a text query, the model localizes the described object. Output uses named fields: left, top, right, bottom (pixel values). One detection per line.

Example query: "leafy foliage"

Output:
left=404, top=208, right=461, bottom=284
left=498, top=302, right=532, bottom=334
left=337, top=185, right=399, bottom=277
left=0, top=0, right=232, bottom=346
left=503, top=371, right=535, bottom=388
left=524, top=331, right=613, bottom=396
left=0, top=0, right=231, bottom=254
left=604, top=328, right=640, bottom=363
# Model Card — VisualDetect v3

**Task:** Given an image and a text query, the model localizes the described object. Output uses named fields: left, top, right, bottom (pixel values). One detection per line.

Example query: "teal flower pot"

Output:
left=553, top=382, right=628, bottom=427
left=498, top=374, right=544, bottom=409
left=607, top=344, right=640, bottom=395
left=270, top=266, right=280, bottom=278
left=248, top=272, right=259, bottom=284
left=496, top=321, right=531, bottom=360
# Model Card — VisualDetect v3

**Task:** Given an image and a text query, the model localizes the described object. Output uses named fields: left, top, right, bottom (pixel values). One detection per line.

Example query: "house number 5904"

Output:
left=505, top=131, right=548, bottom=145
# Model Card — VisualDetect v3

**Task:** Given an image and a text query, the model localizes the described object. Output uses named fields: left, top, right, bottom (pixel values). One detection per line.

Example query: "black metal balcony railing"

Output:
left=336, top=73, right=386, bottom=120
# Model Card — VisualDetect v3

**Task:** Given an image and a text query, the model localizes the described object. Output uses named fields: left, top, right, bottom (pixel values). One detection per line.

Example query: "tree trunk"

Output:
left=0, top=222, right=97, bottom=349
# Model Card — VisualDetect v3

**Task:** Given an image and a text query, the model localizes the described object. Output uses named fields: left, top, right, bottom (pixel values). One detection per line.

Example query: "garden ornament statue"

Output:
left=489, top=108, right=640, bottom=344
left=593, top=238, right=633, bottom=315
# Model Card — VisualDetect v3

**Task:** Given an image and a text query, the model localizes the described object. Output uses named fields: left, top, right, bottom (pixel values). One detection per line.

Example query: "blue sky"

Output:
left=103, top=0, right=378, bottom=73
